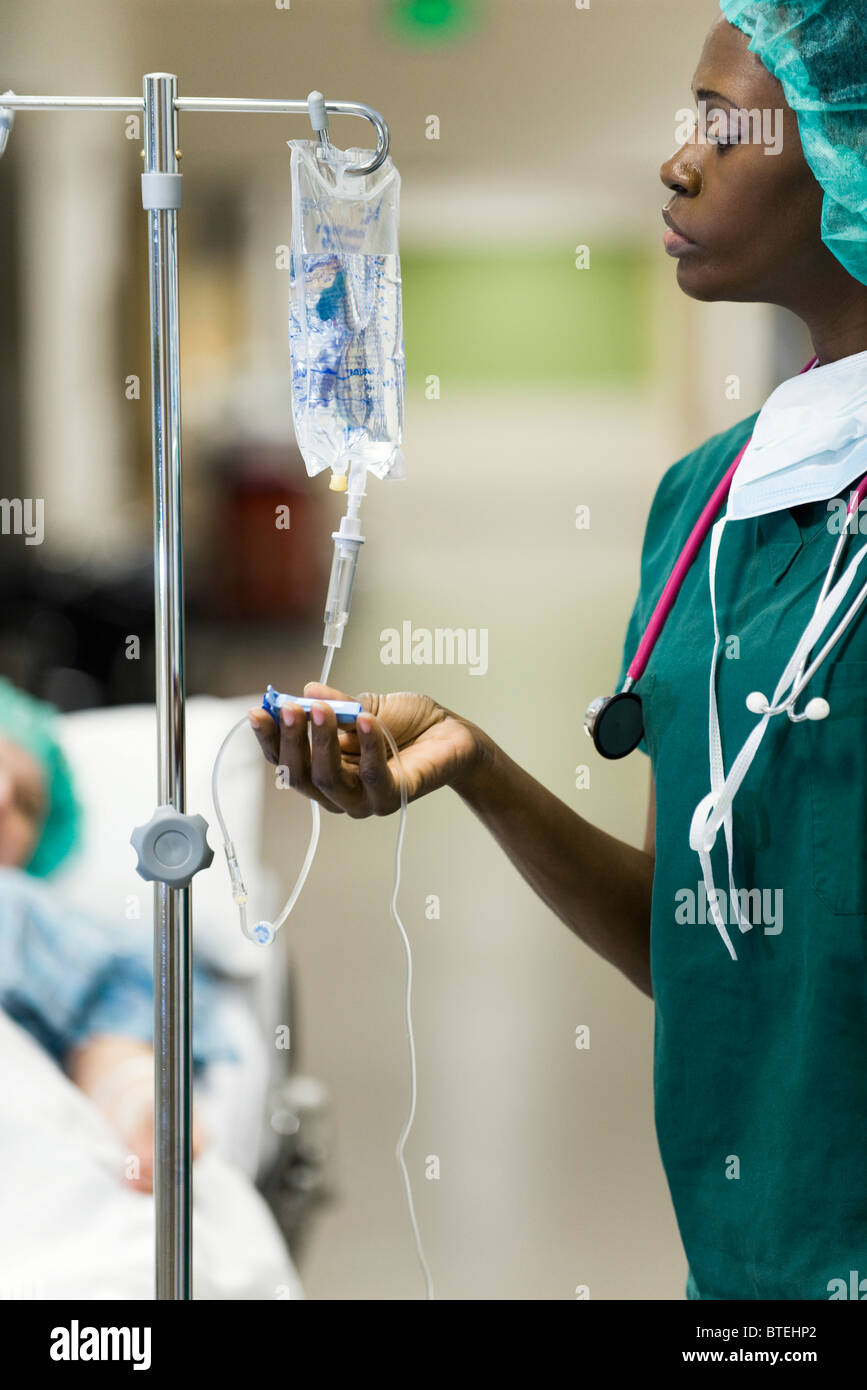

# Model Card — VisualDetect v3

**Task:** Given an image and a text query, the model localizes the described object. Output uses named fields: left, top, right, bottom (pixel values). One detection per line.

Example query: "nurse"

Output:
left=250, top=1, right=867, bottom=1300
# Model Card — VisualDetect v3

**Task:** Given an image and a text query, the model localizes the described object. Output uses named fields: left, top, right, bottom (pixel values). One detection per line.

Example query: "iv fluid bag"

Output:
left=288, top=140, right=406, bottom=484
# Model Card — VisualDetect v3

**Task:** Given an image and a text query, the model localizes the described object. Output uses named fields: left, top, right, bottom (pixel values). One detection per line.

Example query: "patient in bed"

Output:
left=0, top=676, right=227, bottom=1191
left=0, top=677, right=302, bottom=1298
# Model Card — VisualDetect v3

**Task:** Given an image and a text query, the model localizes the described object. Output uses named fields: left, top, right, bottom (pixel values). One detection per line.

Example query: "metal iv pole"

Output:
left=0, top=77, right=389, bottom=1300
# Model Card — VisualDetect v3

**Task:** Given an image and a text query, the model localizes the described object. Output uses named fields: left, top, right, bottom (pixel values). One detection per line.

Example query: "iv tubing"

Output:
left=380, top=717, right=435, bottom=1301
left=271, top=687, right=431, bottom=1294
left=211, top=650, right=335, bottom=944
left=212, top=664, right=432, bottom=1294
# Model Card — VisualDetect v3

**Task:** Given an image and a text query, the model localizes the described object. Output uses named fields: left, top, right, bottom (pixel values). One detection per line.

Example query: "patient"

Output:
left=0, top=677, right=225, bottom=1192
left=0, top=677, right=303, bottom=1299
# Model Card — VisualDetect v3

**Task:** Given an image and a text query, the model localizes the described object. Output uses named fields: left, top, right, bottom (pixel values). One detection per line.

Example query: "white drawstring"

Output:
left=700, top=516, right=745, bottom=960
left=691, top=517, right=867, bottom=959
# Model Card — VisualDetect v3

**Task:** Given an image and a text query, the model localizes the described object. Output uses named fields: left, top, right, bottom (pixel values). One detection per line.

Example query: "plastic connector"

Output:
left=323, top=512, right=365, bottom=649
left=223, top=841, right=248, bottom=904
left=307, top=90, right=329, bottom=136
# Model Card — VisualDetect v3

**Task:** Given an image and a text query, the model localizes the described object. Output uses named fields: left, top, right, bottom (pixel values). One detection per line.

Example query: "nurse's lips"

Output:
left=662, top=210, right=701, bottom=256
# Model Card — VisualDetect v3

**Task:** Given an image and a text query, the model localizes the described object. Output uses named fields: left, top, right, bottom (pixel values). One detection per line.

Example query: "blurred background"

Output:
left=0, top=0, right=813, bottom=1299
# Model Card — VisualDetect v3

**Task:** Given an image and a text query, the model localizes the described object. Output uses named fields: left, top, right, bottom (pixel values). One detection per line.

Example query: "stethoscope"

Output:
left=585, top=357, right=867, bottom=759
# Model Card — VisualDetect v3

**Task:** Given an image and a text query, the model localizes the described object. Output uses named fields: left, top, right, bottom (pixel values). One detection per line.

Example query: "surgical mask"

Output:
left=727, top=349, right=867, bottom=520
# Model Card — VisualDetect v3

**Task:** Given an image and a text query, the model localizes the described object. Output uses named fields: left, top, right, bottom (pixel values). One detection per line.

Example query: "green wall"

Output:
left=401, top=245, right=653, bottom=389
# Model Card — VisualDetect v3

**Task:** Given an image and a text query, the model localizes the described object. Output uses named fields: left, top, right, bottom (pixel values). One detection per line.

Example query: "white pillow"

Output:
left=51, top=695, right=277, bottom=978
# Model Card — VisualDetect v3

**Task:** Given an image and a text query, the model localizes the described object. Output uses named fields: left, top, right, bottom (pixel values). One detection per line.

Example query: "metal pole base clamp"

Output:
left=131, top=805, right=214, bottom=887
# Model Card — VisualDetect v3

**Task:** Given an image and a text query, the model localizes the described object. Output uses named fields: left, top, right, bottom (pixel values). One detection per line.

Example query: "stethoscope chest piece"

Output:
left=584, top=692, right=645, bottom=760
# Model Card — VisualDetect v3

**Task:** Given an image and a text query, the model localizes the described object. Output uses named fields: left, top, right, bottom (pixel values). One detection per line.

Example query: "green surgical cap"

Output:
left=0, top=677, right=81, bottom=877
left=720, top=0, right=867, bottom=285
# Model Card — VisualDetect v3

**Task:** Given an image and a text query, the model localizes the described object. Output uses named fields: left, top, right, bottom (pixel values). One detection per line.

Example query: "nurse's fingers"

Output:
left=303, top=681, right=352, bottom=701
left=249, top=690, right=359, bottom=764
left=248, top=705, right=343, bottom=812
left=356, top=713, right=399, bottom=814
left=277, top=703, right=345, bottom=813
left=307, top=701, right=365, bottom=816
left=249, top=680, right=361, bottom=760
left=337, top=727, right=361, bottom=758
left=305, top=682, right=365, bottom=757
left=248, top=707, right=280, bottom=764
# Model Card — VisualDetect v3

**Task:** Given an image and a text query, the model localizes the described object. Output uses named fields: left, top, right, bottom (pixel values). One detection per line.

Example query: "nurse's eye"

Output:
left=701, top=108, right=740, bottom=149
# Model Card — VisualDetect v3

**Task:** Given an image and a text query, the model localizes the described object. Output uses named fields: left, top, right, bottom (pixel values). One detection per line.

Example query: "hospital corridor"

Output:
left=1, top=0, right=863, bottom=1345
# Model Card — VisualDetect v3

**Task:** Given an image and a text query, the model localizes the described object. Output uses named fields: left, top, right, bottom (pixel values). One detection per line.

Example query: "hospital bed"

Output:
left=48, top=694, right=332, bottom=1265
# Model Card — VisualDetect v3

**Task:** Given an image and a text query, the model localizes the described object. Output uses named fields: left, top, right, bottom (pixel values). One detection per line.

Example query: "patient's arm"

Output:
left=66, top=1034, right=204, bottom=1194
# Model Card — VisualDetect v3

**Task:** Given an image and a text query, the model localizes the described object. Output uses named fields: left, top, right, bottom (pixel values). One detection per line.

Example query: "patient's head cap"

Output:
left=0, top=677, right=81, bottom=877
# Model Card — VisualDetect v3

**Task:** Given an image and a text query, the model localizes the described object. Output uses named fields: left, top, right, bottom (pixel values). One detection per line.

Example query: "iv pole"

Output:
left=0, top=76, right=389, bottom=1300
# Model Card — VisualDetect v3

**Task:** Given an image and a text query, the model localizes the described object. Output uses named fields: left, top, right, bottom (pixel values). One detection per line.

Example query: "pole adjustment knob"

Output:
left=130, top=804, right=214, bottom=888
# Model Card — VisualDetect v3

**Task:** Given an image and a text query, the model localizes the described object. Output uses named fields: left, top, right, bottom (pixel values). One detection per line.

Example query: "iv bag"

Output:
left=287, top=139, right=406, bottom=485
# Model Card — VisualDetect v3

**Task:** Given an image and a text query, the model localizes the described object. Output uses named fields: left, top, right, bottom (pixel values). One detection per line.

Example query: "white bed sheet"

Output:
left=0, top=1009, right=304, bottom=1300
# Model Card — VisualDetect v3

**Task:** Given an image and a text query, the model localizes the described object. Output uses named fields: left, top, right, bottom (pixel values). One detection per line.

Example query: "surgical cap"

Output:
left=0, top=677, right=81, bottom=877
left=720, top=1, right=867, bottom=286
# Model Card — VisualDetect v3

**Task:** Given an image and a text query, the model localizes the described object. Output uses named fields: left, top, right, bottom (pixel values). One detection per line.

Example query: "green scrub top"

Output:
left=615, top=412, right=867, bottom=1301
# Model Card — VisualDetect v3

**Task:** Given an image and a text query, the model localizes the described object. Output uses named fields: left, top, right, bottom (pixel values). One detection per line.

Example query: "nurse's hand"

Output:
left=247, top=681, right=486, bottom=817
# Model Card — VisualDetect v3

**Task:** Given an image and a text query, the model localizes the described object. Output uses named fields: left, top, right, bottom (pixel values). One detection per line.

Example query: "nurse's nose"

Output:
left=660, top=146, right=702, bottom=199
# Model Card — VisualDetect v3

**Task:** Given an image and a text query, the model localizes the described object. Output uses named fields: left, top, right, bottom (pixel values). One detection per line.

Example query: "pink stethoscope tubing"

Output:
left=623, top=356, right=867, bottom=687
